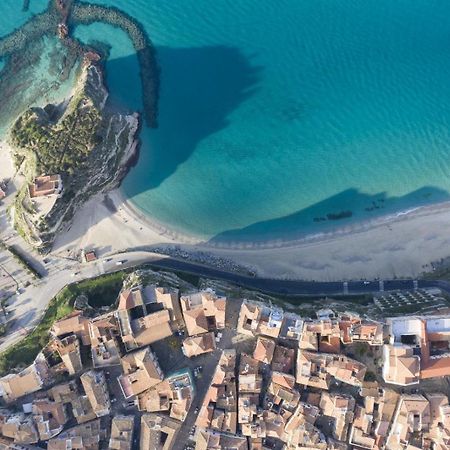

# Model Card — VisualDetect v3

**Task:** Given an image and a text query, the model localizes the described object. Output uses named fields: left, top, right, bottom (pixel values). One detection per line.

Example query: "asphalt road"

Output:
left=1, top=248, right=449, bottom=354
left=114, top=251, right=450, bottom=297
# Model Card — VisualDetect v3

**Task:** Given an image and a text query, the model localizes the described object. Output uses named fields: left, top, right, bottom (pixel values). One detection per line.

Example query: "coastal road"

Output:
left=1, top=248, right=449, bottom=353
left=100, top=250, right=450, bottom=297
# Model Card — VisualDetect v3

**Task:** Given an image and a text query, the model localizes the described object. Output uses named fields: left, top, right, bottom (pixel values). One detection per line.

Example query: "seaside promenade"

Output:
left=0, top=246, right=447, bottom=356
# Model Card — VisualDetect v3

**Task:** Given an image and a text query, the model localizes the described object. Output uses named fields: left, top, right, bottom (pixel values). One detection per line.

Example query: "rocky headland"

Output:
left=8, top=59, right=139, bottom=250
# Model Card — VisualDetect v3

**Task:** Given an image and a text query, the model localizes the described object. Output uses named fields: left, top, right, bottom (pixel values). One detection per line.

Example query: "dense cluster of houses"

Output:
left=0, top=283, right=449, bottom=449
left=195, top=301, right=450, bottom=449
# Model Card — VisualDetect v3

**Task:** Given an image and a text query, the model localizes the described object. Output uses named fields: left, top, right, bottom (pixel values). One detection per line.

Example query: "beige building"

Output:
left=386, top=394, right=431, bottom=449
left=80, top=370, right=111, bottom=417
left=89, top=312, right=122, bottom=368
left=283, top=402, right=326, bottom=449
left=267, top=372, right=299, bottom=410
left=180, top=289, right=226, bottom=336
left=182, top=332, right=216, bottom=358
left=140, top=413, right=181, bottom=450
left=319, top=392, right=355, bottom=442
left=116, top=287, right=173, bottom=351
left=296, top=350, right=367, bottom=389
left=144, top=285, right=184, bottom=329
left=300, top=319, right=342, bottom=353
left=29, top=175, right=62, bottom=198
left=54, top=335, right=83, bottom=375
left=0, top=363, right=45, bottom=403
left=137, top=369, right=194, bottom=422
left=237, top=300, right=283, bottom=338
left=195, top=430, right=248, bottom=450
left=253, top=336, right=276, bottom=364
left=50, top=310, right=91, bottom=346
left=239, top=354, right=263, bottom=394
left=109, top=415, right=134, bottom=450
left=339, top=313, right=384, bottom=346
left=32, top=399, right=67, bottom=441
left=196, top=350, right=237, bottom=435
left=382, top=344, right=420, bottom=386
left=47, top=419, right=105, bottom=450
left=427, top=392, right=450, bottom=450
left=118, top=347, right=163, bottom=398
left=1, top=414, right=39, bottom=445
left=271, top=345, right=295, bottom=373
left=49, top=381, right=97, bottom=425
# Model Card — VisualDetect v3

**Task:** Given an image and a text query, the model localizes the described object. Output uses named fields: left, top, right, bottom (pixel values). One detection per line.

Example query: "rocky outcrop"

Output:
left=9, top=61, right=139, bottom=250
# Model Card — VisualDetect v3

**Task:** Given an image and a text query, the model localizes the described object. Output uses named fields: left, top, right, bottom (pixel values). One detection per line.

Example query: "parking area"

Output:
left=374, top=288, right=449, bottom=315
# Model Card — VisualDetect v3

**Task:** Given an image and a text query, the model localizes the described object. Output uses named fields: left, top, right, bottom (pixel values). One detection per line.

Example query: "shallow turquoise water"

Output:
left=15, top=1, right=450, bottom=241
left=0, top=0, right=48, bottom=37
left=0, top=1, right=78, bottom=136
left=0, top=35, right=79, bottom=137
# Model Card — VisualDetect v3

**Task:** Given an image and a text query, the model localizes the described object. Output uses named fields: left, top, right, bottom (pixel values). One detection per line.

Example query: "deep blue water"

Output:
left=9, top=0, right=450, bottom=242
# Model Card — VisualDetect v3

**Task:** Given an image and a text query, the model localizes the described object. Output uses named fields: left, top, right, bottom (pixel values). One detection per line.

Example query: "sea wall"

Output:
left=70, top=2, right=160, bottom=128
left=0, top=0, right=159, bottom=128
left=0, top=2, right=59, bottom=57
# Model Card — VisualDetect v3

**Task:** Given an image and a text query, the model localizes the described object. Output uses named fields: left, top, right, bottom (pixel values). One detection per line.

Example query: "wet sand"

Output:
left=51, top=186, right=450, bottom=281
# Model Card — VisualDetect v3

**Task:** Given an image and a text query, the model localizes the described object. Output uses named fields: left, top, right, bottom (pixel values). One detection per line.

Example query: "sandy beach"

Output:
left=2, top=127, right=449, bottom=283
left=49, top=183, right=450, bottom=281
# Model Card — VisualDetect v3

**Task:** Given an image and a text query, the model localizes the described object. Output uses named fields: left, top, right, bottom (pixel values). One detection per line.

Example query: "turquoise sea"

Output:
left=5, top=0, right=450, bottom=243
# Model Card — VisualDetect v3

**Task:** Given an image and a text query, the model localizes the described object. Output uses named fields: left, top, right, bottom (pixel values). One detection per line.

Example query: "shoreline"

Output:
left=4, top=121, right=450, bottom=283
left=115, top=187, right=448, bottom=251
left=51, top=183, right=450, bottom=281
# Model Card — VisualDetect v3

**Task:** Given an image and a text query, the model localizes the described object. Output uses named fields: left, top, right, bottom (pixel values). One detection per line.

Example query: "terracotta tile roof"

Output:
left=109, top=415, right=134, bottom=450
left=0, top=364, right=43, bottom=403
left=51, top=310, right=90, bottom=346
left=119, top=347, right=163, bottom=398
left=182, top=332, right=216, bottom=358
left=253, top=337, right=276, bottom=364
left=382, top=345, right=420, bottom=386
left=421, top=357, right=450, bottom=379
left=47, top=419, right=105, bottom=450
left=118, top=288, right=145, bottom=311
left=80, top=370, right=111, bottom=417
left=271, top=345, right=295, bottom=373
left=297, top=350, right=366, bottom=389
left=181, top=290, right=226, bottom=336
left=183, top=308, right=209, bottom=336
left=29, top=175, right=61, bottom=198
left=140, top=413, right=180, bottom=450
left=2, top=415, right=39, bottom=445
left=32, top=399, right=67, bottom=441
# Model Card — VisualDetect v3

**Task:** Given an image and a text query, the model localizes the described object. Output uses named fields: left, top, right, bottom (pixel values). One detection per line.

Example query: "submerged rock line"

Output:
left=70, top=2, right=160, bottom=127
left=0, top=0, right=160, bottom=128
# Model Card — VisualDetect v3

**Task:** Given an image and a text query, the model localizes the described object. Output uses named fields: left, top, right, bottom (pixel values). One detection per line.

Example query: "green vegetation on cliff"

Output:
left=11, top=95, right=101, bottom=176
left=8, top=62, right=138, bottom=249
left=0, top=288, right=74, bottom=375
left=0, top=270, right=126, bottom=375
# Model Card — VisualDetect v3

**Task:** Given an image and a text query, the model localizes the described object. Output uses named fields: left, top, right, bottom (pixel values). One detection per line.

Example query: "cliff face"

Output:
left=9, top=62, right=139, bottom=250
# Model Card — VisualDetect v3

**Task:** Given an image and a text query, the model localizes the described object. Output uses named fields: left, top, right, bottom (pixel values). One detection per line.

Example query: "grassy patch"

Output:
left=0, top=271, right=126, bottom=375
left=76, top=271, right=125, bottom=307
left=0, top=287, right=75, bottom=375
